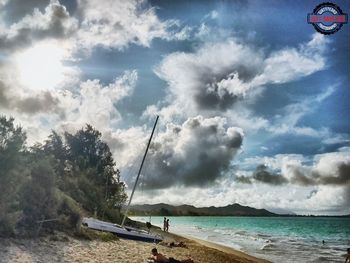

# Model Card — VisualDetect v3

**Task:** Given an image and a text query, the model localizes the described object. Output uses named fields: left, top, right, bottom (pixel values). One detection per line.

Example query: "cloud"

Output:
left=150, top=33, right=328, bottom=122
left=236, top=164, right=288, bottom=185
left=0, top=81, right=10, bottom=108
left=58, top=70, right=138, bottom=131
left=237, top=150, right=350, bottom=187
left=130, top=150, right=350, bottom=214
left=287, top=185, right=350, bottom=215
left=74, top=0, right=184, bottom=53
left=1, top=0, right=50, bottom=24
left=251, top=33, right=327, bottom=86
left=13, top=91, right=60, bottom=114
left=253, top=164, right=288, bottom=185
left=0, top=48, right=79, bottom=115
left=286, top=151, right=350, bottom=186
left=131, top=177, right=349, bottom=215
left=267, top=85, right=339, bottom=139
left=111, top=116, right=243, bottom=189
left=0, top=0, right=187, bottom=55
left=0, top=69, right=138, bottom=144
left=0, top=0, right=78, bottom=51
left=154, top=39, right=263, bottom=113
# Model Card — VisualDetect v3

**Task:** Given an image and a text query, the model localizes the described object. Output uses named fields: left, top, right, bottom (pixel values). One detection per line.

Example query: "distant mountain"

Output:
left=127, top=203, right=278, bottom=216
left=267, top=208, right=296, bottom=215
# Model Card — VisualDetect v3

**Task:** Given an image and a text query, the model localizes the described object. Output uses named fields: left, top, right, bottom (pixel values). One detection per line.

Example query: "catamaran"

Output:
left=82, top=116, right=162, bottom=243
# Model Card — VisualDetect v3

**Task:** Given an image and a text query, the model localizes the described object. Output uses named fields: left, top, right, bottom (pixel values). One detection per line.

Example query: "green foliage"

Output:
left=0, top=116, right=128, bottom=237
left=18, top=158, right=59, bottom=235
left=56, top=191, right=82, bottom=231
left=62, top=125, right=127, bottom=218
left=0, top=116, right=26, bottom=236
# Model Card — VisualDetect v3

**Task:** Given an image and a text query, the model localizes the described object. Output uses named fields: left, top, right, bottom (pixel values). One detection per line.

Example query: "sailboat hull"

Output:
left=82, top=217, right=162, bottom=243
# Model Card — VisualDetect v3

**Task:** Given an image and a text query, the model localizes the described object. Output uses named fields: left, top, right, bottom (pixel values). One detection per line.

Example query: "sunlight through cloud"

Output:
left=14, top=41, right=66, bottom=90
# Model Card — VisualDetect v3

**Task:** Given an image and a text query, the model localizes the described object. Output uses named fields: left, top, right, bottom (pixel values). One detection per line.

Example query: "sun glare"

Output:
left=15, top=42, right=65, bottom=90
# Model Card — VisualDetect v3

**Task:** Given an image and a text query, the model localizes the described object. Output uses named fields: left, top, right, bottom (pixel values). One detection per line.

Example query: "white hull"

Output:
left=82, top=217, right=162, bottom=243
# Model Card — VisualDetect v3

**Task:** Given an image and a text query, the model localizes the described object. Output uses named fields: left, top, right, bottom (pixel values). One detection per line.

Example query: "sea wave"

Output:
left=260, top=243, right=277, bottom=251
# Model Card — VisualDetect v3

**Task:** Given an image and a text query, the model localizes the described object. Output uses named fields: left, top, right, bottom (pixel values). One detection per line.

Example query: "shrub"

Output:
left=17, top=159, right=58, bottom=236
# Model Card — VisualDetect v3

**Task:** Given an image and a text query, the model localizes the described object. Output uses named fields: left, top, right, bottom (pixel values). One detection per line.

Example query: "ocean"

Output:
left=131, top=216, right=350, bottom=263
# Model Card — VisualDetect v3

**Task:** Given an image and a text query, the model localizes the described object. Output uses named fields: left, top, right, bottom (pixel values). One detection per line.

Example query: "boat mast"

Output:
left=121, top=115, right=159, bottom=227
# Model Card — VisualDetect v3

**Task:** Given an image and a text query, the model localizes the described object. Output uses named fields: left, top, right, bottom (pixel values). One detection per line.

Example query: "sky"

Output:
left=0, top=0, right=349, bottom=215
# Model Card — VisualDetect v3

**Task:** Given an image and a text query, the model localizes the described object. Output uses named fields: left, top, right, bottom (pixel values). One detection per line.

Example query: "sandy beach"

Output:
left=0, top=229, right=271, bottom=263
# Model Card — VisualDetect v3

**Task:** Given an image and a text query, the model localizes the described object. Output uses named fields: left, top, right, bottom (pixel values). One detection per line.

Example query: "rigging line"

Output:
left=140, top=117, right=158, bottom=200
left=122, top=148, right=144, bottom=186
left=121, top=115, right=159, bottom=227
left=121, top=162, right=135, bottom=188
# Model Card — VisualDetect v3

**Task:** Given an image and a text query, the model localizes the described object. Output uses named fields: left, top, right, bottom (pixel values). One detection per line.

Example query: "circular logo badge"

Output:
left=308, top=2, right=348, bottom=35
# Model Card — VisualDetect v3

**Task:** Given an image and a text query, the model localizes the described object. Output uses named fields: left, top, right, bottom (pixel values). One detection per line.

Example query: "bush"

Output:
left=75, top=227, right=118, bottom=241
left=0, top=212, right=21, bottom=237
left=17, top=159, right=58, bottom=236
left=56, top=192, right=82, bottom=231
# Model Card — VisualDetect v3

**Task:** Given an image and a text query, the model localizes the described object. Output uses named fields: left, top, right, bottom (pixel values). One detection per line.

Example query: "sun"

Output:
left=15, top=42, right=66, bottom=90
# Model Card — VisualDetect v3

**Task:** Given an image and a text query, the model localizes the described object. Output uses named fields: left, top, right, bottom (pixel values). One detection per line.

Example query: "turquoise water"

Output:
left=132, top=216, right=350, bottom=262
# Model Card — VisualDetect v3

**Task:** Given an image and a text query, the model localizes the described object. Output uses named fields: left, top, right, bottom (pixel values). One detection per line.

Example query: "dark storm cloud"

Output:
left=194, top=84, right=238, bottom=111
left=124, top=116, right=243, bottom=189
left=191, top=65, right=263, bottom=111
left=289, top=162, right=350, bottom=186
left=318, top=163, right=350, bottom=185
left=252, top=164, right=288, bottom=185
left=194, top=65, right=261, bottom=111
left=289, top=169, right=315, bottom=186
left=235, top=164, right=287, bottom=185
left=238, top=154, right=350, bottom=187
left=0, top=0, right=77, bottom=51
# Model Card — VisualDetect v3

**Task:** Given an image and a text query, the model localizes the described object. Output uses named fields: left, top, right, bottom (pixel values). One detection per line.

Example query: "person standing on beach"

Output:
left=163, top=217, right=167, bottom=232
left=166, top=219, right=170, bottom=232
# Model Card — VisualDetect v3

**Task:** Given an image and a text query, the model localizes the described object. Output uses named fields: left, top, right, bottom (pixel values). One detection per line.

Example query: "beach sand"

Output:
left=0, top=230, right=271, bottom=263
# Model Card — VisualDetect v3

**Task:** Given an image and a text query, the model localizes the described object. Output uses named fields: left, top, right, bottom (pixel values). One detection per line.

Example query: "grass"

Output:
left=75, top=227, right=119, bottom=242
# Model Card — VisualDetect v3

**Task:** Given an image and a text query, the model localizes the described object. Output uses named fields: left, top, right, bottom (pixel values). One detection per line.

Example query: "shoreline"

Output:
left=183, top=235, right=270, bottom=263
left=158, top=230, right=271, bottom=263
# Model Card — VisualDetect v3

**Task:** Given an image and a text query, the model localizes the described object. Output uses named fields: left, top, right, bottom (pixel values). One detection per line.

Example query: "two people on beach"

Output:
left=163, top=217, right=170, bottom=232
left=148, top=248, right=194, bottom=263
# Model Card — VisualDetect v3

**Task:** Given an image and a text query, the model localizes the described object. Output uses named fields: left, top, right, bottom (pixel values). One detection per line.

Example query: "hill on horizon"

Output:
left=127, top=203, right=278, bottom=217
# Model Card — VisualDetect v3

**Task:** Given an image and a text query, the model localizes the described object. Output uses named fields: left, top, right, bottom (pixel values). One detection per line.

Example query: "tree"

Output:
left=43, top=131, right=68, bottom=177
left=0, top=116, right=27, bottom=236
left=64, top=125, right=127, bottom=218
